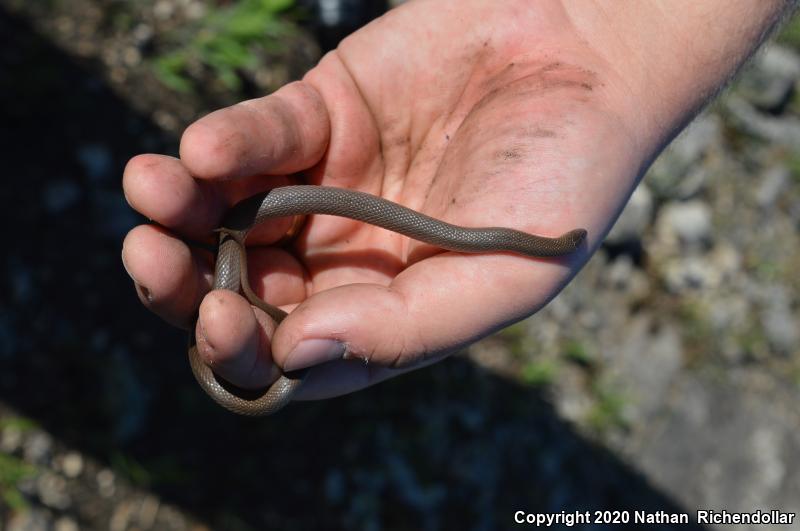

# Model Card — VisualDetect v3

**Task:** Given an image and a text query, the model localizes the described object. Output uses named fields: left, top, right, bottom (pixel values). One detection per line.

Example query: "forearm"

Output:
left=563, top=0, right=796, bottom=156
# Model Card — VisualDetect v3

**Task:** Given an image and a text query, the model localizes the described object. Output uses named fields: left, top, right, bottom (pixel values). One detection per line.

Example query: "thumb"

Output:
left=271, top=251, right=580, bottom=400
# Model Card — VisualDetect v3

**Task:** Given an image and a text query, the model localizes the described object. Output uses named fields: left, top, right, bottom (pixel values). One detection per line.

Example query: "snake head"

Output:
left=565, top=228, right=588, bottom=248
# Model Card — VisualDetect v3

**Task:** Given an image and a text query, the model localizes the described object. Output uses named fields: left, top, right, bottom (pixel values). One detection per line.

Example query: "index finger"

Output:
left=180, top=81, right=331, bottom=182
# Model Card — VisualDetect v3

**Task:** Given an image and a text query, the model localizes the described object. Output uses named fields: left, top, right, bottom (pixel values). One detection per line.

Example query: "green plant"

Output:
left=787, top=151, right=800, bottom=182
left=562, top=339, right=593, bottom=366
left=153, top=0, right=296, bottom=93
left=0, top=453, right=36, bottom=511
left=0, top=416, right=38, bottom=433
left=499, top=322, right=532, bottom=360
left=520, top=360, right=558, bottom=387
left=777, top=13, right=800, bottom=49
left=675, top=298, right=715, bottom=360
left=586, top=384, right=629, bottom=434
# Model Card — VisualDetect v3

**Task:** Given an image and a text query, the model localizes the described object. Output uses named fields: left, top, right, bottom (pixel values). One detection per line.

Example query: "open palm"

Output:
left=122, top=0, right=642, bottom=400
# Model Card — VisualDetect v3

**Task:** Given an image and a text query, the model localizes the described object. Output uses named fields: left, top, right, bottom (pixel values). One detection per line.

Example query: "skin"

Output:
left=122, top=0, right=794, bottom=401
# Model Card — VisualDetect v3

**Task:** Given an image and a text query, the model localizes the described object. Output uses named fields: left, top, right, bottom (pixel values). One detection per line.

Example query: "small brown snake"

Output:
left=188, top=185, right=586, bottom=416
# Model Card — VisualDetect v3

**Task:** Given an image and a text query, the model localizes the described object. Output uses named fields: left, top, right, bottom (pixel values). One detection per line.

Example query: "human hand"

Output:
left=122, top=0, right=790, bottom=401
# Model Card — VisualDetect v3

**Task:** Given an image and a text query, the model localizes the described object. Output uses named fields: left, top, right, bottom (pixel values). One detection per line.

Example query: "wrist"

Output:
left=561, top=0, right=794, bottom=156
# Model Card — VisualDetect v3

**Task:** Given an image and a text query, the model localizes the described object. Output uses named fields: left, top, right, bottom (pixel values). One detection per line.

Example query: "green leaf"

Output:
left=260, top=0, right=294, bottom=12
left=521, top=360, right=557, bottom=387
left=153, top=54, right=193, bottom=93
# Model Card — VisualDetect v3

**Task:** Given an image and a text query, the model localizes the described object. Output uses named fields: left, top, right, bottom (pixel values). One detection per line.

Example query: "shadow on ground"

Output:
left=0, top=9, right=707, bottom=530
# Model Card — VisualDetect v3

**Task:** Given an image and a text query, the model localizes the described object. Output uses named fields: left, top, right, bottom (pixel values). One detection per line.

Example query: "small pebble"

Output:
left=24, top=431, right=53, bottom=465
left=7, top=508, right=52, bottom=531
left=97, top=468, right=116, bottom=498
left=657, top=200, right=713, bottom=250
left=37, top=472, right=71, bottom=510
left=61, top=452, right=84, bottom=478
left=756, top=165, right=789, bottom=209
left=1, top=424, right=23, bottom=452
left=138, top=495, right=160, bottom=529
left=122, top=47, right=141, bottom=67
left=110, top=501, right=134, bottom=531
left=605, top=185, right=653, bottom=246
left=54, top=516, right=79, bottom=531
left=131, top=23, right=154, bottom=46
left=154, top=0, right=175, bottom=20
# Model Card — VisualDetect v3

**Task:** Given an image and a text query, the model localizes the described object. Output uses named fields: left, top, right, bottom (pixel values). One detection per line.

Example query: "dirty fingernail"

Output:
left=135, top=282, right=153, bottom=303
left=122, top=248, right=151, bottom=302
left=284, top=339, right=346, bottom=371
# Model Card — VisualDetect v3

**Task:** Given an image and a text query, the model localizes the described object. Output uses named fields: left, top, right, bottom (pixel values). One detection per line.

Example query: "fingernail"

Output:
left=121, top=248, right=134, bottom=279
left=135, top=282, right=153, bottom=303
left=122, top=249, right=153, bottom=303
left=196, top=318, right=216, bottom=365
left=284, top=339, right=346, bottom=371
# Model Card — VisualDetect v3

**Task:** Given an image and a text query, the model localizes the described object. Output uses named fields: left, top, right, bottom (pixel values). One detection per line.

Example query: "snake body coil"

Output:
left=188, top=185, right=586, bottom=416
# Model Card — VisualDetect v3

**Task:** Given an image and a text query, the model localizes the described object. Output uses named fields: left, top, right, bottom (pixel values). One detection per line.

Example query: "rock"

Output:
left=739, top=44, right=800, bottom=111
left=708, top=243, right=741, bottom=284
left=58, top=451, right=84, bottom=478
left=153, top=0, right=175, bottom=20
left=131, top=23, right=154, bottom=46
left=121, top=47, right=141, bottom=68
left=709, top=295, right=751, bottom=363
left=647, top=115, right=722, bottom=198
left=54, top=516, right=79, bottom=531
left=673, top=116, right=722, bottom=166
left=96, top=468, right=116, bottom=498
left=185, top=2, right=206, bottom=20
left=673, top=165, right=711, bottom=200
left=660, top=243, right=740, bottom=294
left=609, top=316, right=684, bottom=421
left=606, top=254, right=634, bottom=288
left=7, top=508, right=52, bottom=531
left=17, top=476, right=38, bottom=503
left=637, top=375, right=800, bottom=514
left=1, top=424, right=24, bottom=453
left=152, top=109, right=179, bottom=132
left=138, top=495, right=160, bottom=529
left=725, top=96, right=800, bottom=147
left=605, top=255, right=651, bottom=303
left=760, top=287, right=799, bottom=355
left=756, top=165, right=790, bottom=210
left=110, top=500, right=135, bottom=531
left=157, top=506, right=188, bottom=530
left=23, top=431, right=53, bottom=465
left=37, top=471, right=71, bottom=510
left=750, top=427, right=786, bottom=492
left=662, top=257, right=716, bottom=293
left=759, top=45, right=800, bottom=80
left=656, top=200, right=713, bottom=251
left=605, top=185, right=653, bottom=246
